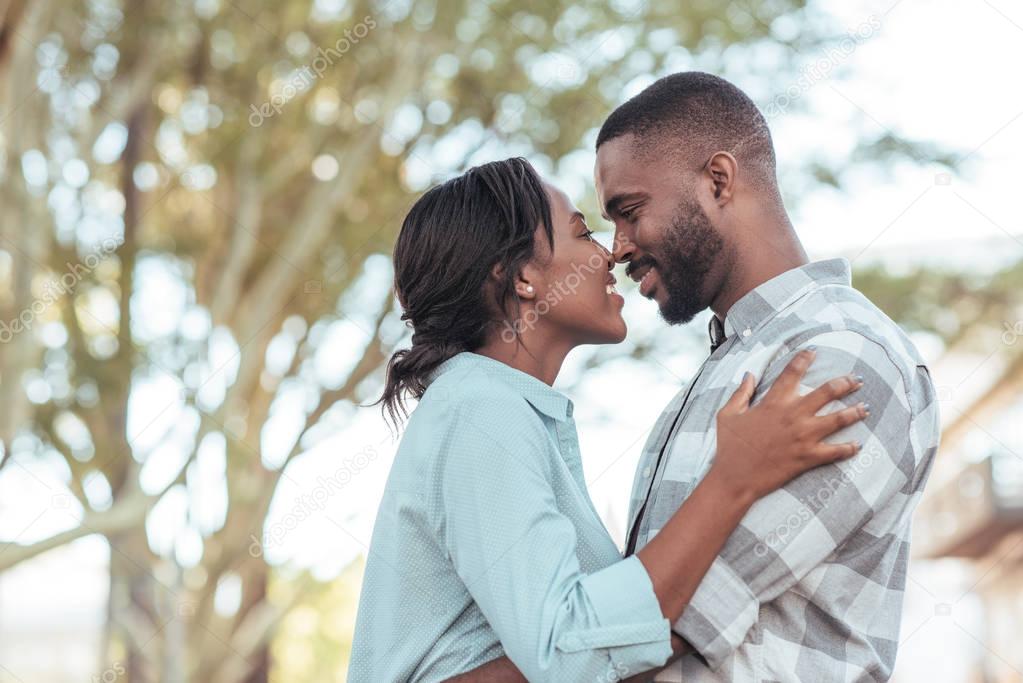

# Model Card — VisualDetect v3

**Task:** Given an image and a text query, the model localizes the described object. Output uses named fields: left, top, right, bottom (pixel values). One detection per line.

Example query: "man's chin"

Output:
left=658, top=294, right=702, bottom=326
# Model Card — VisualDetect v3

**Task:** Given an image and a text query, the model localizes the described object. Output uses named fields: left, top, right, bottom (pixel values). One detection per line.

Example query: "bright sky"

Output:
left=3, top=0, right=1022, bottom=680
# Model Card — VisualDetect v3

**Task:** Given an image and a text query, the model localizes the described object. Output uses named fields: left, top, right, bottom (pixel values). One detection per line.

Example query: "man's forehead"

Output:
left=595, top=135, right=640, bottom=179
left=595, top=136, right=658, bottom=205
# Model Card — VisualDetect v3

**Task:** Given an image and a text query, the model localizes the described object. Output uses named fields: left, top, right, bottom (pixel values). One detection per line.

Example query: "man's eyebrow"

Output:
left=602, top=192, right=647, bottom=220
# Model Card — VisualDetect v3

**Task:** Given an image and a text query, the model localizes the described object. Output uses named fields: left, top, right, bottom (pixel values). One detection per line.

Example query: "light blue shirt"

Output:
left=348, top=352, right=672, bottom=682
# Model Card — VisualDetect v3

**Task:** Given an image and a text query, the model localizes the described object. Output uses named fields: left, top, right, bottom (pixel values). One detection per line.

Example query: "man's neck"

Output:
left=711, top=222, right=808, bottom=322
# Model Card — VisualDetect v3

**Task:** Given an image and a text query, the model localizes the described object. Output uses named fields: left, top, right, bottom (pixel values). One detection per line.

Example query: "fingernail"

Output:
left=855, top=440, right=863, bottom=451
left=806, top=345, right=817, bottom=352
left=855, top=374, right=864, bottom=384
left=861, top=402, right=871, bottom=415
left=743, top=371, right=753, bottom=382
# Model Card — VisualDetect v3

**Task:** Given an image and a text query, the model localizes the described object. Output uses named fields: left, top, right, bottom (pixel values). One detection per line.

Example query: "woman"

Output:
left=348, top=158, right=866, bottom=683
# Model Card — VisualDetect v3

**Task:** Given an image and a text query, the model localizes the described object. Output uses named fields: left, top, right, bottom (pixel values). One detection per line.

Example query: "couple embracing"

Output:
left=348, top=72, right=940, bottom=683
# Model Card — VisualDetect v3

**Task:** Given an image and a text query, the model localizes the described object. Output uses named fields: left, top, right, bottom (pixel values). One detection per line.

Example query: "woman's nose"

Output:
left=600, top=242, right=614, bottom=270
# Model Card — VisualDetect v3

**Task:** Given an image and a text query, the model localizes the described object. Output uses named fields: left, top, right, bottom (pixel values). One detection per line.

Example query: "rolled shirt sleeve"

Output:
left=440, top=392, right=672, bottom=682
left=674, top=331, right=918, bottom=669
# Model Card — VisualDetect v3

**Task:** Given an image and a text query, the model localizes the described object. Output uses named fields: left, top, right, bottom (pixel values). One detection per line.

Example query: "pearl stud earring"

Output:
left=525, top=285, right=534, bottom=294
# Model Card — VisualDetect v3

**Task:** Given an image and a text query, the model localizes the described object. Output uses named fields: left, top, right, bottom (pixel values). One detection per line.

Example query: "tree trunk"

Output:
left=240, top=568, right=269, bottom=683
left=106, top=526, right=161, bottom=683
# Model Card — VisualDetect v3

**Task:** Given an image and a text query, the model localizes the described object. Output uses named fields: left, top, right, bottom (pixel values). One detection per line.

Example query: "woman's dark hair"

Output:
left=378, top=157, right=554, bottom=426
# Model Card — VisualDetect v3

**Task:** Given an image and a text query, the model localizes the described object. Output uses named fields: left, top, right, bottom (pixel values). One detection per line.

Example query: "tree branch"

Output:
left=207, top=579, right=311, bottom=683
left=280, top=299, right=392, bottom=472
left=209, top=133, right=265, bottom=327
left=0, top=488, right=154, bottom=571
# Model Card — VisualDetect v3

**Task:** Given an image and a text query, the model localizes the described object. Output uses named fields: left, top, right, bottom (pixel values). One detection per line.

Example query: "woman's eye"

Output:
left=582, top=229, right=596, bottom=241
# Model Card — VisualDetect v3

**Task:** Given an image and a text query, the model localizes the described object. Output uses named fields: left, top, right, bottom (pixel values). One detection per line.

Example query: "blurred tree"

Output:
left=0, top=1, right=957, bottom=682
left=856, top=261, right=1023, bottom=447
left=269, top=557, right=364, bottom=683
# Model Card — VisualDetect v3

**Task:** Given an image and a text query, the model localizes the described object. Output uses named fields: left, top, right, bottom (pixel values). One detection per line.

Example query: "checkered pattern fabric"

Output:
left=626, top=259, right=940, bottom=682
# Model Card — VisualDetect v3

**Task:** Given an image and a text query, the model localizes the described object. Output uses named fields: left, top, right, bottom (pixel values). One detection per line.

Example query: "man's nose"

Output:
left=612, top=227, right=635, bottom=264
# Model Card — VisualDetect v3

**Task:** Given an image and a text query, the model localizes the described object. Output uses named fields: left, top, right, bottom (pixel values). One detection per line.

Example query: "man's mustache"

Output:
left=625, top=254, right=657, bottom=279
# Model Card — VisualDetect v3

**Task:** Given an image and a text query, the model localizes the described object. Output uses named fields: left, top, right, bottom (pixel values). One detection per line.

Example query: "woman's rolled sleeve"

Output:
left=569, top=555, right=674, bottom=676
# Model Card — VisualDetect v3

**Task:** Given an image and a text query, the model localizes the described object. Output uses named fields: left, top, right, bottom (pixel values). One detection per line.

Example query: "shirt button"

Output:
left=642, top=466, right=652, bottom=478
left=742, top=328, right=752, bottom=338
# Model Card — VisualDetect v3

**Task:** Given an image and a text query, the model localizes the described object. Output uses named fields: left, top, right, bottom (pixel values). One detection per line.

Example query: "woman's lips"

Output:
left=606, top=276, right=624, bottom=306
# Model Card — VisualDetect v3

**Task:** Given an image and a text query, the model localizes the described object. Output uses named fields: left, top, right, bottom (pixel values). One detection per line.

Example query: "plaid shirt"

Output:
left=626, top=259, right=940, bottom=682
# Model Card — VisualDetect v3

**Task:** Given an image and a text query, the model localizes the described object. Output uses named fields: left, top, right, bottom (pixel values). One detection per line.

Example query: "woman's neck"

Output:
left=475, top=330, right=573, bottom=386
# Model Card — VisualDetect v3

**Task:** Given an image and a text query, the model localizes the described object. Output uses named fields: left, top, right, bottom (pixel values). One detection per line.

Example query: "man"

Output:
left=454, top=72, right=939, bottom=682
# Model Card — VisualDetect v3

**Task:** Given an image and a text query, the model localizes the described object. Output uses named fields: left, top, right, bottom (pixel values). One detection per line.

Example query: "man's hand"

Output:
left=443, top=635, right=690, bottom=683
left=444, top=656, right=526, bottom=683
left=620, top=634, right=691, bottom=683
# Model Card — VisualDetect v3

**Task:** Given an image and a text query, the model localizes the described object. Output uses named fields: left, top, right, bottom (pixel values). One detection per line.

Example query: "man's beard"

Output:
left=652, top=199, right=724, bottom=325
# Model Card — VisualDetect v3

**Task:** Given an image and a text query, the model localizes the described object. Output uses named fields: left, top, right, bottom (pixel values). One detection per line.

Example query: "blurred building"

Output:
left=912, top=340, right=1023, bottom=682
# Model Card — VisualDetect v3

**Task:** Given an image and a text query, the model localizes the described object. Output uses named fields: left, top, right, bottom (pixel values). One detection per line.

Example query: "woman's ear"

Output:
left=516, top=277, right=537, bottom=300
left=491, top=262, right=537, bottom=300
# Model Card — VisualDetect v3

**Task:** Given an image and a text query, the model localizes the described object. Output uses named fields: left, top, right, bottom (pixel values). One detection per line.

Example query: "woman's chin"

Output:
left=567, top=316, right=628, bottom=347
left=591, top=321, right=628, bottom=345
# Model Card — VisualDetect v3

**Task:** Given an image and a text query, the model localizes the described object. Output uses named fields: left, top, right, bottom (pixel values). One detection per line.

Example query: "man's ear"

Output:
left=491, top=262, right=537, bottom=300
left=705, top=151, right=738, bottom=204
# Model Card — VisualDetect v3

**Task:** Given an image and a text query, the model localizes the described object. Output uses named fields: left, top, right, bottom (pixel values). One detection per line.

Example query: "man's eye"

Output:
left=620, top=208, right=635, bottom=220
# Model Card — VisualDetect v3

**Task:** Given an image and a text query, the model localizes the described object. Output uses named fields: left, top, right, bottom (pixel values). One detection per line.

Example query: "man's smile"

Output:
left=626, top=256, right=658, bottom=299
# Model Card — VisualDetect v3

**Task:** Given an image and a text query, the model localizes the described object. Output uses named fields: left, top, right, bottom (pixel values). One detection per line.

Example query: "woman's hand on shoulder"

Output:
left=711, top=348, right=868, bottom=504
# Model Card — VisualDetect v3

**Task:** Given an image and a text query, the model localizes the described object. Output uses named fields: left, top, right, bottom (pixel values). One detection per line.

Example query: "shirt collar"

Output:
left=708, top=315, right=727, bottom=352
left=429, top=351, right=574, bottom=422
left=721, top=258, right=852, bottom=344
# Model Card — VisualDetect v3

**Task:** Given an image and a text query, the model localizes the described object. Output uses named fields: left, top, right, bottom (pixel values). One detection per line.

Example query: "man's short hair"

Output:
left=597, top=72, right=778, bottom=190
